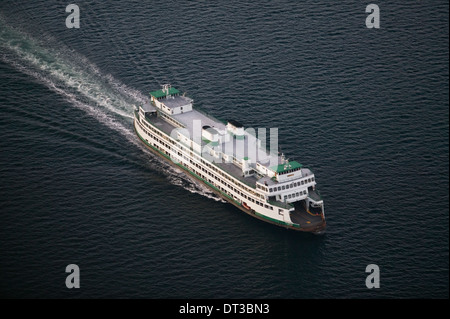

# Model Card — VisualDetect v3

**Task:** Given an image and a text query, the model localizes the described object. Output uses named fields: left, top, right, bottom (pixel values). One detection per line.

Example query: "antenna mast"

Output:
left=162, top=84, right=171, bottom=98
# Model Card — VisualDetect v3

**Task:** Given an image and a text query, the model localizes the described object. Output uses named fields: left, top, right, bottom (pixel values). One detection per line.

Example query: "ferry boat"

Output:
left=134, top=84, right=326, bottom=233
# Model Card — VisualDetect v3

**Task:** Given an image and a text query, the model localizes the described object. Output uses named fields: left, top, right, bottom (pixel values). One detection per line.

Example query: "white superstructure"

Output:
left=134, top=85, right=326, bottom=233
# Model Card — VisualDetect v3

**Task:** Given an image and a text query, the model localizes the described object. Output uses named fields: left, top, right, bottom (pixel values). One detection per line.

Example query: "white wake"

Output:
left=0, top=17, right=225, bottom=203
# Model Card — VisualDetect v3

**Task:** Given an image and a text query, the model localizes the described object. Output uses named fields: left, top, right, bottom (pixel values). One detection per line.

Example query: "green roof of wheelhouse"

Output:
left=270, top=161, right=303, bottom=174
left=149, top=87, right=180, bottom=99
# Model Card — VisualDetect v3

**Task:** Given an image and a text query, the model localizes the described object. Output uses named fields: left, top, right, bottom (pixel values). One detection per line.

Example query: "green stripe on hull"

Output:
left=254, top=211, right=298, bottom=228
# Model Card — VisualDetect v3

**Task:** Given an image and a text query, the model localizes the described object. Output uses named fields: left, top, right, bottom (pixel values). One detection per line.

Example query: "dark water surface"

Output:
left=0, top=1, right=448, bottom=298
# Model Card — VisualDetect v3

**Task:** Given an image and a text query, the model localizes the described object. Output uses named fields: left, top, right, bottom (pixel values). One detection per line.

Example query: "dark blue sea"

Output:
left=0, top=1, right=448, bottom=299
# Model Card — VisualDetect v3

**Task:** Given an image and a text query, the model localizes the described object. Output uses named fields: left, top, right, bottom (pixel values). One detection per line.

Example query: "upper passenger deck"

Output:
left=139, top=85, right=315, bottom=194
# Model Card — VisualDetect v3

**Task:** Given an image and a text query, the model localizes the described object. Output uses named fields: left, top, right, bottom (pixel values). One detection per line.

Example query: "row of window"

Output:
left=284, top=190, right=307, bottom=201
left=140, top=118, right=313, bottom=212
left=187, top=157, right=264, bottom=201
left=140, top=117, right=315, bottom=212
left=190, top=165, right=274, bottom=211
left=279, top=167, right=302, bottom=175
left=269, top=178, right=314, bottom=193
left=158, top=111, right=184, bottom=128
left=256, top=177, right=315, bottom=194
left=142, top=117, right=175, bottom=145
left=256, top=184, right=267, bottom=191
left=138, top=119, right=268, bottom=206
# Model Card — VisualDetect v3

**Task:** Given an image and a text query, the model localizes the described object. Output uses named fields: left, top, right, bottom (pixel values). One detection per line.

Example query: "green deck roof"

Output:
left=149, top=87, right=180, bottom=99
left=270, top=161, right=303, bottom=174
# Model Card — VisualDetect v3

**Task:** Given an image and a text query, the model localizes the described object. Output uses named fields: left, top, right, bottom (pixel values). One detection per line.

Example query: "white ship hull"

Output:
left=133, top=95, right=326, bottom=234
